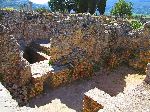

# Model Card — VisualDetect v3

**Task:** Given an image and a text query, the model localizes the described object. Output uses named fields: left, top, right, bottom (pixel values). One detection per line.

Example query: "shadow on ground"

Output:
left=28, top=66, right=140, bottom=111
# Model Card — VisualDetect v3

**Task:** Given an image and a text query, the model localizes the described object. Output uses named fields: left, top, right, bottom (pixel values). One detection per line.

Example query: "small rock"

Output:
left=26, top=103, right=29, bottom=107
left=144, top=21, right=150, bottom=29
left=12, top=84, right=18, bottom=89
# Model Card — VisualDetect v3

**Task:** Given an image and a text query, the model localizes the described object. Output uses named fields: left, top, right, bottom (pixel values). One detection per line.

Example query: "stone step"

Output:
left=36, top=52, right=50, bottom=60
left=30, top=41, right=51, bottom=55
left=83, top=88, right=111, bottom=112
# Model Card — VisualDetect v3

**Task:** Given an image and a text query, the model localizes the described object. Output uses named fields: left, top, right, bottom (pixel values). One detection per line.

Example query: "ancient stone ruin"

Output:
left=0, top=10, right=150, bottom=111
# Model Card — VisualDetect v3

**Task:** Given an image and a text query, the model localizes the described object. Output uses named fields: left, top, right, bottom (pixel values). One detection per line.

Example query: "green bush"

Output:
left=0, top=14, right=3, bottom=20
left=1, top=7, right=14, bottom=11
left=48, top=60, right=53, bottom=66
left=48, top=0, right=106, bottom=14
left=35, top=8, right=49, bottom=13
left=111, top=0, right=133, bottom=18
left=130, top=20, right=143, bottom=30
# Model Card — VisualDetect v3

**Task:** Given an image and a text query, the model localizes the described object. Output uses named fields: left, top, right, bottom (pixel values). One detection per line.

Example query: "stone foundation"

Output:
left=0, top=11, right=150, bottom=105
left=83, top=88, right=111, bottom=112
left=145, top=63, right=150, bottom=84
left=83, top=84, right=150, bottom=112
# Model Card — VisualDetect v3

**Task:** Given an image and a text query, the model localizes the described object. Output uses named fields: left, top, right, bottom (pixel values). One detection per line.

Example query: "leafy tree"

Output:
left=78, top=0, right=105, bottom=14
left=65, top=0, right=79, bottom=13
left=88, top=0, right=97, bottom=14
left=78, top=0, right=88, bottom=13
left=97, top=0, right=107, bottom=15
left=48, top=0, right=66, bottom=13
left=48, top=0, right=107, bottom=14
left=111, top=0, right=133, bottom=17
left=48, top=0, right=78, bottom=13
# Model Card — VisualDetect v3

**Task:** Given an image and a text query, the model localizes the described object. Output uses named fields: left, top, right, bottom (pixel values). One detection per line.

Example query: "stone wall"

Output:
left=0, top=24, right=32, bottom=105
left=145, top=63, right=150, bottom=84
left=1, top=11, right=150, bottom=70
left=83, top=88, right=111, bottom=112
left=0, top=24, right=31, bottom=86
left=0, top=10, right=150, bottom=105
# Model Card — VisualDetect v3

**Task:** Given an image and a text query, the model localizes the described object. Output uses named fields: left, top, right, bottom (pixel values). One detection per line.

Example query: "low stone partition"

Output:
left=145, top=63, right=150, bottom=84
left=49, top=60, right=93, bottom=88
left=83, top=88, right=111, bottom=112
left=83, top=84, right=150, bottom=112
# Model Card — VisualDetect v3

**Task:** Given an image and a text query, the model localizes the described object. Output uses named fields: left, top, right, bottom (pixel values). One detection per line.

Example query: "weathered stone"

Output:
left=145, top=63, right=150, bottom=84
left=83, top=88, right=111, bottom=112
left=0, top=26, right=31, bottom=86
left=0, top=10, right=150, bottom=106
left=144, top=21, right=150, bottom=30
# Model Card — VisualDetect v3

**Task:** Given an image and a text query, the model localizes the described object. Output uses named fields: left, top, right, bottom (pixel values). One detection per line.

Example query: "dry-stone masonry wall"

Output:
left=0, top=10, right=150, bottom=105
left=0, top=24, right=31, bottom=104
left=83, top=88, right=111, bottom=112
left=145, top=63, right=150, bottom=83
left=83, top=83, right=150, bottom=112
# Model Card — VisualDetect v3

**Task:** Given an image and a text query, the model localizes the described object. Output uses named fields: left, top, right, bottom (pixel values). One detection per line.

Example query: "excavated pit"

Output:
left=23, top=46, right=47, bottom=64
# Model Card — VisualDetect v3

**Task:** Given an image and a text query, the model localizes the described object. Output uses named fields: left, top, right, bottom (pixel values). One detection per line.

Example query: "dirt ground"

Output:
left=28, top=66, right=146, bottom=111
left=0, top=65, right=147, bottom=112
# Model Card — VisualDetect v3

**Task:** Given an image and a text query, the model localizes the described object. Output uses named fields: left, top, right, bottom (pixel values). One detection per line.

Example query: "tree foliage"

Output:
left=48, top=0, right=66, bottom=13
left=111, top=0, right=133, bottom=17
left=97, top=0, right=107, bottom=15
left=88, top=0, right=97, bottom=14
left=78, top=0, right=88, bottom=13
left=65, top=0, right=78, bottom=13
left=48, top=0, right=107, bottom=15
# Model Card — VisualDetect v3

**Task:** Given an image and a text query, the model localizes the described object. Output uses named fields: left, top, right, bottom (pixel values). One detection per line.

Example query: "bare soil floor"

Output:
left=0, top=65, right=149, bottom=112
left=28, top=66, right=146, bottom=111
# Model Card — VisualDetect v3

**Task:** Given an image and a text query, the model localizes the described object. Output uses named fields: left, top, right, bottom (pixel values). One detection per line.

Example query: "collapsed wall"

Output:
left=0, top=10, right=150, bottom=105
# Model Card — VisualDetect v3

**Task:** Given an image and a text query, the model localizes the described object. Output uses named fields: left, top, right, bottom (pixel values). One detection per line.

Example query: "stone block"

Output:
left=83, top=88, right=111, bottom=112
left=145, top=63, right=150, bottom=84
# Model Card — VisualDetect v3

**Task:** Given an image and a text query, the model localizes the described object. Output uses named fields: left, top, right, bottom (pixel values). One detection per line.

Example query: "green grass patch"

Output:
left=48, top=60, right=53, bottom=66
left=130, top=20, right=143, bottom=30
left=0, top=14, right=3, bottom=20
